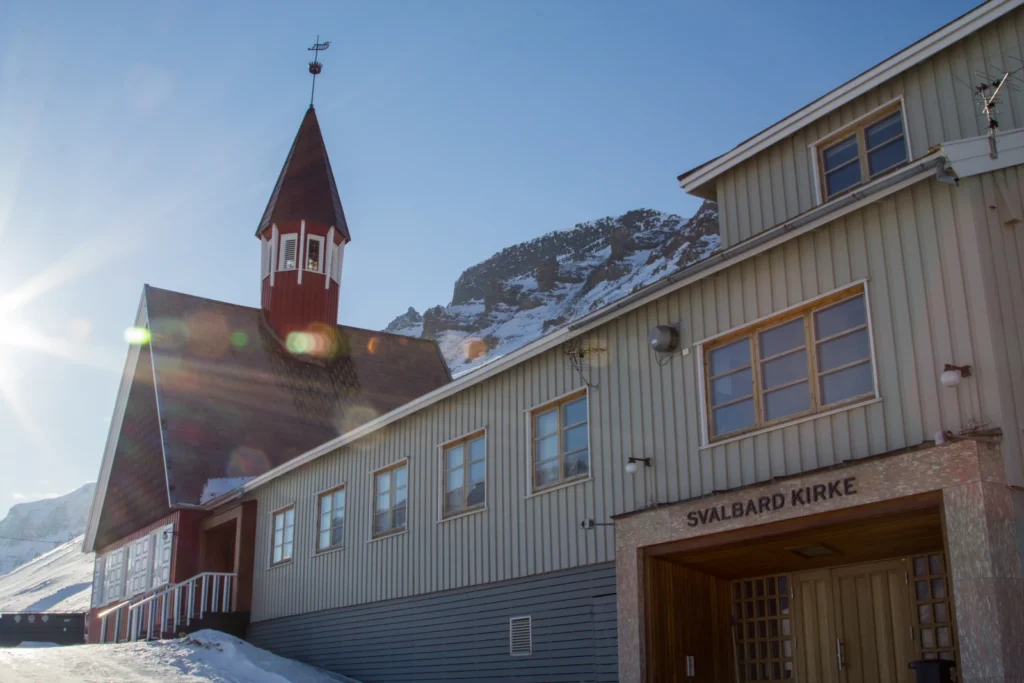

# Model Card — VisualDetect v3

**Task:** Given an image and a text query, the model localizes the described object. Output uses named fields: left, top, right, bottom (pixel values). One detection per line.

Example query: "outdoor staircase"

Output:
left=98, top=572, right=246, bottom=643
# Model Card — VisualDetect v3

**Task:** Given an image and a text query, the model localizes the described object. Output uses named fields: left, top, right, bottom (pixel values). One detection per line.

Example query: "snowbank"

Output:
left=0, top=629, right=357, bottom=682
left=0, top=535, right=93, bottom=613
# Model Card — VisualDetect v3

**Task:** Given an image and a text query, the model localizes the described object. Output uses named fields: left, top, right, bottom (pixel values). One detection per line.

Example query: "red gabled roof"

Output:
left=257, top=106, right=351, bottom=240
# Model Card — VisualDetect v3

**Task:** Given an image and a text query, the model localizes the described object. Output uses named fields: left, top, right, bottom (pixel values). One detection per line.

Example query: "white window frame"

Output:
left=315, top=484, right=347, bottom=554
left=438, top=429, right=488, bottom=521
left=269, top=504, right=296, bottom=567
left=278, top=234, right=299, bottom=271
left=91, top=554, right=106, bottom=608
left=369, top=459, right=409, bottom=540
left=809, top=97, right=912, bottom=205
left=102, top=546, right=127, bottom=605
left=332, top=240, right=345, bottom=284
left=696, top=279, right=881, bottom=448
left=525, top=388, right=592, bottom=496
left=306, top=234, right=325, bottom=273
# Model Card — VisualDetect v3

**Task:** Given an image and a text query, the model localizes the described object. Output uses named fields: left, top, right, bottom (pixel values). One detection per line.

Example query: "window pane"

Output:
left=393, top=504, right=407, bottom=529
left=534, top=458, right=558, bottom=488
left=395, top=466, right=407, bottom=488
left=332, top=510, right=344, bottom=529
left=374, top=512, right=389, bottom=534
left=469, top=460, right=485, bottom=485
left=826, top=162, right=861, bottom=196
left=868, top=137, right=907, bottom=175
left=274, top=513, right=284, bottom=531
left=468, top=437, right=486, bottom=462
left=865, top=113, right=903, bottom=149
left=282, top=542, right=293, bottom=559
left=563, top=424, right=588, bottom=453
left=817, top=328, right=870, bottom=372
left=759, top=319, right=805, bottom=358
left=763, top=381, right=811, bottom=422
left=376, top=492, right=390, bottom=513
left=331, top=525, right=344, bottom=547
left=376, top=471, right=391, bottom=493
left=319, top=529, right=330, bottom=550
left=823, top=136, right=858, bottom=170
left=274, top=529, right=283, bottom=547
left=467, top=482, right=485, bottom=507
left=445, top=468, right=464, bottom=493
left=710, top=338, right=750, bottom=376
left=820, top=361, right=873, bottom=405
left=285, top=509, right=294, bottom=526
left=446, top=446, right=464, bottom=470
left=815, top=295, right=866, bottom=339
left=320, top=511, right=331, bottom=533
left=711, top=368, right=753, bottom=406
left=535, top=409, right=558, bottom=437
left=761, top=350, right=808, bottom=390
left=333, top=490, right=345, bottom=511
left=284, top=524, right=294, bottom=544
left=307, top=239, right=321, bottom=271
left=445, top=490, right=464, bottom=515
left=536, top=435, right=558, bottom=462
left=394, top=485, right=407, bottom=506
left=713, top=399, right=755, bottom=436
left=273, top=546, right=282, bottom=564
left=564, top=448, right=589, bottom=479
left=562, top=397, right=587, bottom=426
left=320, top=495, right=332, bottom=514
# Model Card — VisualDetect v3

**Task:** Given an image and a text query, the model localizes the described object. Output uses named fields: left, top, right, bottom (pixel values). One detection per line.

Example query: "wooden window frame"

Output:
left=703, top=285, right=876, bottom=443
left=815, top=101, right=909, bottom=202
left=315, top=485, right=346, bottom=553
left=372, top=461, right=408, bottom=539
left=440, top=430, right=487, bottom=519
left=530, top=389, right=590, bottom=493
left=305, top=234, right=325, bottom=273
left=269, top=505, right=295, bottom=567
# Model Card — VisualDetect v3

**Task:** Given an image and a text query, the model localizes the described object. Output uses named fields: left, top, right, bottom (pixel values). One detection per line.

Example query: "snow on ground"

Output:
left=0, top=535, right=93, bottom=613
left=0, top=629, right=358, bottom=683
left=199, top=477, right=256, bottom=504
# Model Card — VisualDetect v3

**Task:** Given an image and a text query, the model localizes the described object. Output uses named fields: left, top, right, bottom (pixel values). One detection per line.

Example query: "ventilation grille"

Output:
left=509, top=616, right=532, bottom=656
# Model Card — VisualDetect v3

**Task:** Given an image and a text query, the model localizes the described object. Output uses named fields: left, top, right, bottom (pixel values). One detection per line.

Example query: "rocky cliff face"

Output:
left=0, top=484, right=95, bottom=576
left=386, top=201, right=719, bottom=374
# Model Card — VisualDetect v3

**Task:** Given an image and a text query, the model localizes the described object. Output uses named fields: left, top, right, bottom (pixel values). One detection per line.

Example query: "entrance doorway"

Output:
left=643, top=497, right=958, bottom=683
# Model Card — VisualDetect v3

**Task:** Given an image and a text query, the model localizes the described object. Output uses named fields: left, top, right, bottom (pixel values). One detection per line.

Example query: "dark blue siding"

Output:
left=248, top=562, right=618, bottom=682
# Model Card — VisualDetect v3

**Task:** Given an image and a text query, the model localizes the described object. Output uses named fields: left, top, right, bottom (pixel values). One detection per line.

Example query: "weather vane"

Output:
left=308, top=35, right=331, bottom=106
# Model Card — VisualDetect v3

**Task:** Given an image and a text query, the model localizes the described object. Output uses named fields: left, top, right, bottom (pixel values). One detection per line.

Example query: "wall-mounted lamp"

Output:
left=940, top=364, right=971, bottom=388
left=625, top=457, right=652, bottom=475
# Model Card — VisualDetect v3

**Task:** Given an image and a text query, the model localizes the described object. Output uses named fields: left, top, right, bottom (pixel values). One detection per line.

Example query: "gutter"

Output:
left=201, top=154, right=945, bottom=509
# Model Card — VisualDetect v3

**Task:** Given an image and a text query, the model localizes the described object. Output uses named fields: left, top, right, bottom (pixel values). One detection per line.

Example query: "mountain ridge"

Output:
left=386, top=200, right=720, bottom=373
left=0, top=484, right=95, bottom=576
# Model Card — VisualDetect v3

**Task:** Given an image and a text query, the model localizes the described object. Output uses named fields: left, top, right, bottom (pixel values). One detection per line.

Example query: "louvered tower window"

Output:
left=279, top=234, right=299, bottom=271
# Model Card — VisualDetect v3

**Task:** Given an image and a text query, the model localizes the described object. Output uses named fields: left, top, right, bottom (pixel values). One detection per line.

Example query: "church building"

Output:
left=86, top=3, right=1024, bottom=681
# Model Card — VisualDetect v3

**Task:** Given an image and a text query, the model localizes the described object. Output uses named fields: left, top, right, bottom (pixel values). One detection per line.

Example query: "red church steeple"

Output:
left=257, top=105, right=350, bottom=343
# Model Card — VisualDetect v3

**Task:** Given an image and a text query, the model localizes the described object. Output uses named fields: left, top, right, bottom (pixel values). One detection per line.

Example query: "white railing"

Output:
left=114, top=572, right=236, bottom=643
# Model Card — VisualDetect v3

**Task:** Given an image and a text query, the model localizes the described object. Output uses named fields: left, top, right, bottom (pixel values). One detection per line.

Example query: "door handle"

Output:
left=836, top=637, right=845, bottom=672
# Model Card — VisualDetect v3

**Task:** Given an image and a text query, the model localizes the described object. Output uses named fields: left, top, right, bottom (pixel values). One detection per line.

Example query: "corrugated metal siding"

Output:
left=716, top=6, right=1024, bottom=249
left=247, top=562, right=618, bottom=683
left=247, top=178, right=984, bottom=622
left=964, top=167, right=1024, bottom=486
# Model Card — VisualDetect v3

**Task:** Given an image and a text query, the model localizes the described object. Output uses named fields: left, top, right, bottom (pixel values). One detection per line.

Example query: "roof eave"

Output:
left=678, top=0, right=1024, bottom=195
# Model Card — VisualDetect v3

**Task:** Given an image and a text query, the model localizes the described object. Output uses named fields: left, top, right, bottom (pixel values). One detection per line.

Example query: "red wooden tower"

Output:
left=256, top=105, right=351, bottom=346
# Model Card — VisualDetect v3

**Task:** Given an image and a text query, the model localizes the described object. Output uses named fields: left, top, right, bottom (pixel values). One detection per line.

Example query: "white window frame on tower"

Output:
left=279, top=234, right=299, bottom=271
left=332, top=240, right=345, bottom=284
left=306, top=235, right=325, bottom=273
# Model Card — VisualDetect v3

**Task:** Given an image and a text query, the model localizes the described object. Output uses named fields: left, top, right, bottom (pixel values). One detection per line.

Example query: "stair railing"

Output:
left=123, top=572, right=236, bottom=642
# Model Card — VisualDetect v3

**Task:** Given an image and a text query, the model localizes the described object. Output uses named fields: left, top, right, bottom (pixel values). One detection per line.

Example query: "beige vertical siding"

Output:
left=247, top=178, right=990, bottom=621
left=715, top=7, right=1024, bottom=249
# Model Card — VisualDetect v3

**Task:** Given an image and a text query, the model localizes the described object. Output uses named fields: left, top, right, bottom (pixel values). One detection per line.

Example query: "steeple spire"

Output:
left=307, top=37, right=330, bottom=107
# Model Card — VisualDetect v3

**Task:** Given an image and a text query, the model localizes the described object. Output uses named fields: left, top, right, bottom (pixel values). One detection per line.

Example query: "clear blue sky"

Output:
left=0, top=0, right=978, bottom=517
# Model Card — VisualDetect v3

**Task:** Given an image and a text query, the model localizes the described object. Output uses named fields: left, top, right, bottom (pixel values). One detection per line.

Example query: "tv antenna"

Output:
left=307, top=36, right=331, bottom=106
left=960, top=56, right=1024, bottom=159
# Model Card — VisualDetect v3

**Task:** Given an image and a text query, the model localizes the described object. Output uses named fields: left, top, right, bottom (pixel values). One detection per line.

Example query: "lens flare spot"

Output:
left=150, top=316, right=190, bottom=351
left=231, top=330, right=249, bottom=348
left=227, top=445, right=269, bottom=476
left=186, top=311, right=231, bottom=359
left=462, top=337, right=488, bottom=361
left=123, top=326, right=151, bottom=345
left=286, top=325, right=340, bottom=358
left=367, top=336, right=381, bottom=354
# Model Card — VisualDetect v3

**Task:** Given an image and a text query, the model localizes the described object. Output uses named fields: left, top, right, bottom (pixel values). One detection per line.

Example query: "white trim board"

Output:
left=942, top=127, right=1024, bottom=177
left=679, top=0, right=1024, bottom=194
left=201, top=157, right=940, bottom=510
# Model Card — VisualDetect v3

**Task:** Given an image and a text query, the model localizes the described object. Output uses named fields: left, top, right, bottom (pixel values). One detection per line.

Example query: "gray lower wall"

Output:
left=247, top=562, right=618, bottom=683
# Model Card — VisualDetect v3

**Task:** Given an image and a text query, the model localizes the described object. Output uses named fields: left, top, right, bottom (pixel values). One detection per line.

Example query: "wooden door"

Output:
left=793, top=570, right=840, bottom=683
left=831, top=559, right=913, bottom=683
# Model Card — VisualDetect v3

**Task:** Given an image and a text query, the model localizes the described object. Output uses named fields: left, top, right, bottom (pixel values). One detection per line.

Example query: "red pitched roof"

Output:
left=257, top=106, right=351, bottom=240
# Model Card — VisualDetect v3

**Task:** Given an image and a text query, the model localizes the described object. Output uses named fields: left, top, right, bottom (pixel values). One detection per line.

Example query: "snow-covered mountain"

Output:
left=0, top=484, right=95, bottom=576
left=0, top=535, right=94, bottom=613
left=386, top=201, right=720, bottom=374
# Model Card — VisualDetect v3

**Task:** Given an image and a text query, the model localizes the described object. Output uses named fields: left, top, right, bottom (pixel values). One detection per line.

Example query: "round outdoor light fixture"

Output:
left=648, top=325, right=680, bottom=354
left=941, top=363, right=971, bottom=388
left=626, top=457, right=651, bottom=475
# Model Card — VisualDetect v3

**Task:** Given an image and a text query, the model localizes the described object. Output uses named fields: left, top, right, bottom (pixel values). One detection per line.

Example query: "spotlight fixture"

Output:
left=625, top=457, right=652, bottom=475
left=941, top=363, right=971, bottom=387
